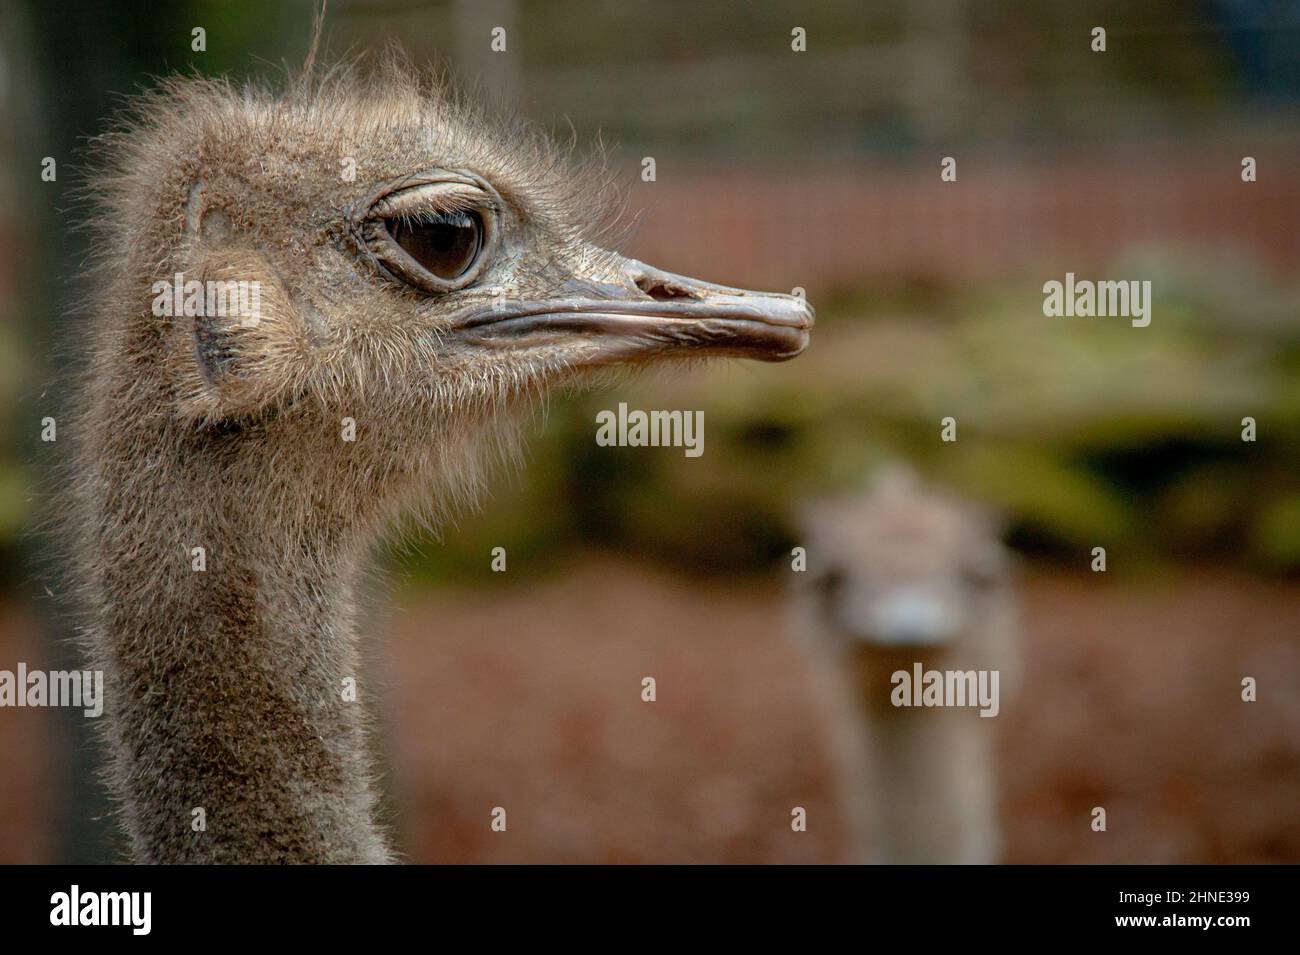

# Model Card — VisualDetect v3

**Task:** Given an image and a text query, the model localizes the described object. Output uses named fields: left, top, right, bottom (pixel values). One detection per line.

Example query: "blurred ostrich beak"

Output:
left=453, top=254, right=814, bottom=363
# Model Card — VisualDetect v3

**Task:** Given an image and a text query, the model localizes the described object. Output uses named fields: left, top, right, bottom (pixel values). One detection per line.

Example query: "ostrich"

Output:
left=794, top=470, right=1019, bottom=864
left=64, top=58, right=812, bottom=863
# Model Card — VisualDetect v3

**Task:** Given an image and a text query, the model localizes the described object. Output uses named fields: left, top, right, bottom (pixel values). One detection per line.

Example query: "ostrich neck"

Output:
left=838, top=652, right=999, bottom=865
left=94, top=443, right=394, bottom=863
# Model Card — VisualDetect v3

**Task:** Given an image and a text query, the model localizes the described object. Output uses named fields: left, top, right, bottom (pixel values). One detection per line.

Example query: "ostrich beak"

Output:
left=452, top=256, right=813, bottom=363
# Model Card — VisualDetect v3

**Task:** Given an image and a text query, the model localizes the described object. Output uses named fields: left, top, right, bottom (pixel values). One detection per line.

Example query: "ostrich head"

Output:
left=798, top=469, right=1011, bottom=650
left=84, top=59, right=812, bottom=545
left=70, top=57, right=811, bottom=863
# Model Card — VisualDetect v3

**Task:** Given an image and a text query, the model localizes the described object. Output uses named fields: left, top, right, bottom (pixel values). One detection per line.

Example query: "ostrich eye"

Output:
left=815, top=568, right=845, bottom=602
left=962, top=548, right=1007, bottom=590
left=356, top=173, right=500, bottom=294
left=385, top=210, right=484, bottom=281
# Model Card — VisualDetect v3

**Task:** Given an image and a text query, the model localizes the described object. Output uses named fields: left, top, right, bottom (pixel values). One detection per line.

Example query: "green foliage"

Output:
left=1251, top=495, right=1300, bottom=570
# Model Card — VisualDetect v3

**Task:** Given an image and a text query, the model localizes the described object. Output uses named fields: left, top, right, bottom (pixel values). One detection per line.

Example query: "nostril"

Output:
left=633, top=274, right=697, bottom=302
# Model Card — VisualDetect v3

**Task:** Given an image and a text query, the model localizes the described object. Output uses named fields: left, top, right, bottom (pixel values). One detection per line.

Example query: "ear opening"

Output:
left=193, top=302, right=243, bottom=386
left=167, top=246, right=307, bottom=421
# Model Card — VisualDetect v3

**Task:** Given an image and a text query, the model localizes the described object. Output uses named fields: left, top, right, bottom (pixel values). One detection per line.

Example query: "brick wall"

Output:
left=624, top=138, right=1300, bottom=293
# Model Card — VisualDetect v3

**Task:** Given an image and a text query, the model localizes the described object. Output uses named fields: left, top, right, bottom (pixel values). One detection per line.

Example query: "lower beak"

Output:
left=451, top=257, right=813, bottom=363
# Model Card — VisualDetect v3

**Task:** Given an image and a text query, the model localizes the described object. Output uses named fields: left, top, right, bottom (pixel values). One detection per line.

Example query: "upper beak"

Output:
left=451, top=256, right=813, bottom=363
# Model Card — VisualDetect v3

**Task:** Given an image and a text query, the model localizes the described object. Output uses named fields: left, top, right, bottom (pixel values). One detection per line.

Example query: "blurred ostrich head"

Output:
left=799, top=468, right=1011, bottom=649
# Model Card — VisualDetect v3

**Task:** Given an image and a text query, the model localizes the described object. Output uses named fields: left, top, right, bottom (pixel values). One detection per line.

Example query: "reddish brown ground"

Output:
left=384, top=559, right=1300, bottom=864
left=1, top=561, right=1297, bottom=863
left=0, top=601, right=53, bottom=864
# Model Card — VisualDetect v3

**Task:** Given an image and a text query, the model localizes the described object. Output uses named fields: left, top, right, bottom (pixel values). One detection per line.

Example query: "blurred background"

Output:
left=1, top=0, right=1298, bottom=862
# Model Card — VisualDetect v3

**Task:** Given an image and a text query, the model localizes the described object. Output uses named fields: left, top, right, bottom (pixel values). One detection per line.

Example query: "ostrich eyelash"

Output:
left=387, top=206, right=479, bottom=231
left=367, top=178, right=495, bottom=220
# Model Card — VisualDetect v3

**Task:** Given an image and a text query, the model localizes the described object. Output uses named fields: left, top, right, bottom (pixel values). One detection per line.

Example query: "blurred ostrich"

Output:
left=67, top=58, right=812, bottom=863
left=795, top=469, right=1019, bottom=864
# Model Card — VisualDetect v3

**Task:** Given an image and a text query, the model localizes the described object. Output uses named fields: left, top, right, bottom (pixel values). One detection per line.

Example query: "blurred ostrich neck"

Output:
left=846, top=653, right=997, bottom=865
left=862, top=693, right=995, bottom=865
